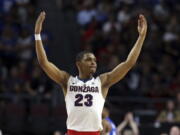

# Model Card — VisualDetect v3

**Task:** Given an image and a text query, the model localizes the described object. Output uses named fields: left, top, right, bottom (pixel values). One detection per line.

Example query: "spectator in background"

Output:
left=176, top=92, right=180, bottom=110
left=77, top=1, right=97, bottom=26
left=117, top=112, right=139, bottom=135
left=0, top=58, right=7, bottom=81
left=102, top=119, right=112, bottom=135
left=16, top=0, right=31, bottom=24
left=0, top=0, right=15, bottom=14
left=0, top=25, right=18, bottom=68
left=102, top=106, right=117, bottom=135
left=117, top=6, right=131, bottom=24
left=169, top=126, right=180, bottom=135
left=53, top=130, right=63, bottom=135
left=102, top=15, right=121, bottom=34
left=168, top=71, right=180, bottom=97
left=156, top=100, right=180, bottom=123
left=16, top=28, right=34, bottom=60
left=76, top=0, right=180, bottom=99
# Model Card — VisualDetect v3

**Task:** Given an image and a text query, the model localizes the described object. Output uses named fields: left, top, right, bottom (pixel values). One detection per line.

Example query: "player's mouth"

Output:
left=89, top=66, right=96, bottom=70
left=90, top=65, right=96, bottom=68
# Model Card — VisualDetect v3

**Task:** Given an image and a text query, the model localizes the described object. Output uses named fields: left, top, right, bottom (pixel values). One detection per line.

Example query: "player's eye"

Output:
left=86, top=58, right=91, bottom=61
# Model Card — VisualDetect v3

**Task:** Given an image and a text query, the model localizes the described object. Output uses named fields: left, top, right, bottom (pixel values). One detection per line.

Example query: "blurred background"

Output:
left=0, top=0, right=180, bottom=135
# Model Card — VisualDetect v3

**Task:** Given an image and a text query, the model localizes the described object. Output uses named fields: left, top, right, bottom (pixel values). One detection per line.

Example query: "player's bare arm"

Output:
left=100, top=14, right=147, bottom=97
left=35, top=11, right=70, bottom=94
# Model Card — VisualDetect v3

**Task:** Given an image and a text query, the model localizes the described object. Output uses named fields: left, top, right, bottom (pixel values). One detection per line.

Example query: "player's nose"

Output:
left=91, top=61, right=96, bottom=66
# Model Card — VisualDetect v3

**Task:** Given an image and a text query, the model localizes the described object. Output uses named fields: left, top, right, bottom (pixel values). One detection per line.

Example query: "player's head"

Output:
left=166, top=100, right=175, bottom=111
left=169, top=126, right=180, bottom=135
left=76, top=51, right=97, bottom=76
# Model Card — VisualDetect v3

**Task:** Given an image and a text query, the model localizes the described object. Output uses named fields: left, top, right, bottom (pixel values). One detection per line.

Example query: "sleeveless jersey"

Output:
left=65, top=76, right=105, bottom=131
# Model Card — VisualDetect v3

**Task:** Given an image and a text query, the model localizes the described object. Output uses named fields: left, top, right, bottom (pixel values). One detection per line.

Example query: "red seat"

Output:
left=29, top=103, right=50, bottom=135
left=4, top=103, right=26, bottom=134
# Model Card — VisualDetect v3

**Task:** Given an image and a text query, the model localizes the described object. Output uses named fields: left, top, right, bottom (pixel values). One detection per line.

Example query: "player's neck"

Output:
left=78, top=73, right=93, bottom=80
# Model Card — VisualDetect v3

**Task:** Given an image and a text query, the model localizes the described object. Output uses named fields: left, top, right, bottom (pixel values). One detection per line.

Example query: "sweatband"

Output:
left=34, top=34, right=41, bottom=40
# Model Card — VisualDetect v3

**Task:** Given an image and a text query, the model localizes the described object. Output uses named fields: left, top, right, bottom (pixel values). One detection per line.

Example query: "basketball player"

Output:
left=34, top=11, right=147, bottom=135
left=102, top=119, right=112, bottom=135
left=102, top=107, right=117, bottom=135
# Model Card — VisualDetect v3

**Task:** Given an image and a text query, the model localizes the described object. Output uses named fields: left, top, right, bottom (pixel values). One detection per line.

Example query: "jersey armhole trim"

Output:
left=65, top=75, right=73, bottom=99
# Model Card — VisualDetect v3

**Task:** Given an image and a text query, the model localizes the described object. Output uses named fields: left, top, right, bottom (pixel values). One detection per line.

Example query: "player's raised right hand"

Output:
left=35, top=11, right=46, bottom=34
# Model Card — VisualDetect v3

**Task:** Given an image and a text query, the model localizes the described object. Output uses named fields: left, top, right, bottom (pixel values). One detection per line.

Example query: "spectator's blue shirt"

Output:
left=0, top=0, right=15, bottom=13
left=105, top=117, right=117, bottom=135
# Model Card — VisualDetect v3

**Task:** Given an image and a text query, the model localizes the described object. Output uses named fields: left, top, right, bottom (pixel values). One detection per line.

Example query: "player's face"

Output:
left=80, top=53, right=97, bottom=74
left=167, top=100, right=174, bottom=110
left=170, top=127, right=180, bottom=135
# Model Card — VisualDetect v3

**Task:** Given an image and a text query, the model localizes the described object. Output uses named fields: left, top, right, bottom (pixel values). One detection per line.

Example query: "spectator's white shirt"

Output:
left=77, top=9, right=97, bottom=25
left=163, top=31, right=177, bottom=42
left=15, top=0, right=29, bottom=4
left=117, top=10, right=130, bottom=23
left=3, top=0, right=15, bottom=13
left=103, top=21, right=121, bottom=33
left=17, top=36, right=33, bottom=60
left=154, top=4, right=169, bottom=17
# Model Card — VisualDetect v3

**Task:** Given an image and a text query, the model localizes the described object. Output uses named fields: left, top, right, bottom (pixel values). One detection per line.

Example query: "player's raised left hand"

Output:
left=35, top=11, right=46, bottom=34
left=137, top=14, right=147, bottom=36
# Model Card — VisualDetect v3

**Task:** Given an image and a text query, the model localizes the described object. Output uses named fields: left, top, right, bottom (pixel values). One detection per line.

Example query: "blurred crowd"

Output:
left=0, top=0, right=56, bottom=105
left=0, top=0, right=180, bottom=134
left=102, top=106, right=180, bottom=135
left=74, top=0, right=180, bottom=99
left=74, top=1, right=180, bottom=133
left=0, top=0, right=179, bottom=104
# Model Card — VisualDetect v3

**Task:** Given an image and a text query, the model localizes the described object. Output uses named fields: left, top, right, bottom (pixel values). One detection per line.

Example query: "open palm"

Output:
left=35, top=11, right=46, bottom=34
left=138, top=14, right=147, bottom=36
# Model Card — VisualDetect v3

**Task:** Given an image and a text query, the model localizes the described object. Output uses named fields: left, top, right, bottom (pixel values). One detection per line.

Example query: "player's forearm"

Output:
left=126, top=34, right=146, bottom=66
left=35, top=40, right=48, bottom=65
left=117, top=121, right=128, bottom=133
left=130, top=121, right=139, bottom=135
left=34, top=11, right=47, bottom=65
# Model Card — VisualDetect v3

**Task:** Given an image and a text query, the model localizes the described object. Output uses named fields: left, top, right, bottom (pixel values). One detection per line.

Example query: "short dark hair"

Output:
left=76, top=50, right=93, bottom=62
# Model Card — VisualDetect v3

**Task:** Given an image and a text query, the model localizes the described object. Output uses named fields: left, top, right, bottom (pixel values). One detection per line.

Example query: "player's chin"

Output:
left=90, top=68, right=96, bottom=74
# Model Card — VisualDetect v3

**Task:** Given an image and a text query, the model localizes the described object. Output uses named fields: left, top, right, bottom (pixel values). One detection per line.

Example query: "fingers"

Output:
left=138, top=16, right=142, bottom=28
left=139, top=14, right=144, bottom=19
left=137, top=14, right=147, bottom=35
left=35, top=11, right=46, bottom=34
left=41, top=11, right=46, bottom=15
left=138, top=14, right=147, bottom=28
left=36, top=11, right=46, bottom=23
left=139, top=14, right=147, bottom=25
left=40, top=11, right=46, bottom=18
left=138, top=19, right=140, bottom=27
left=39, top=11, right=46, bottom=21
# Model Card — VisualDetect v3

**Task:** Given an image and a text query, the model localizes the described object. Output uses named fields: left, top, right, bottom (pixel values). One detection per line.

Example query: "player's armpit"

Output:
left=40, top=61, right=70, bottom=89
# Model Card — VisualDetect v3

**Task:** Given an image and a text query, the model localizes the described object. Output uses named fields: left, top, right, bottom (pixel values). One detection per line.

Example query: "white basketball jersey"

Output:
left=65, top=76, right=105, bottom=131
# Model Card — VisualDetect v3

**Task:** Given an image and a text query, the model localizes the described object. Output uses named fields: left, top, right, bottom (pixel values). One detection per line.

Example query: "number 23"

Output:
left=75, top=94, right=93, bottom=107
